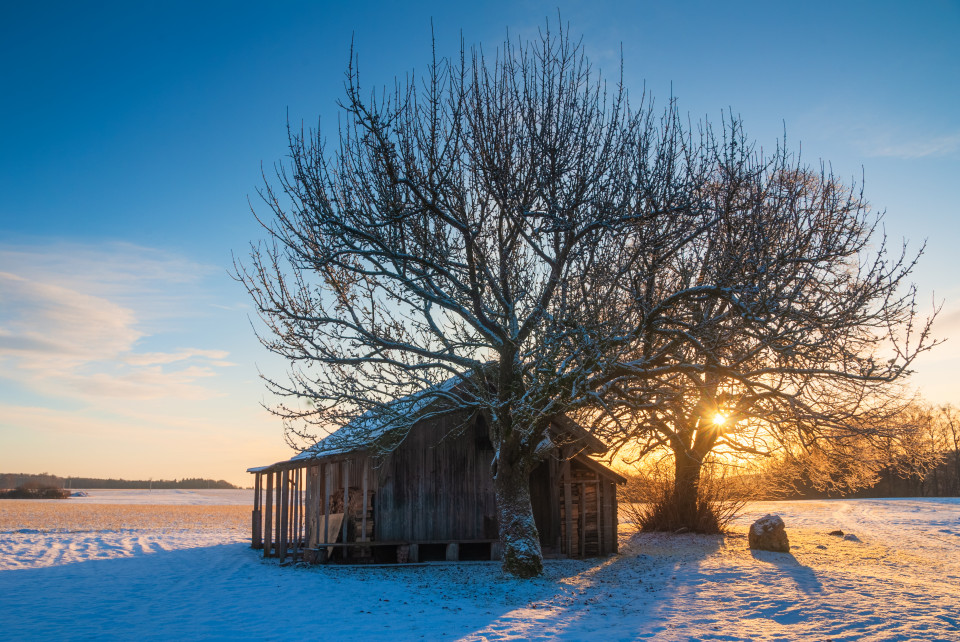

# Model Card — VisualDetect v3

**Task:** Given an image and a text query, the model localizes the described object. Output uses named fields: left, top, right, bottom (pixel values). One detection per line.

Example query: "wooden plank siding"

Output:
left=374, top=415, right=498, bottom=543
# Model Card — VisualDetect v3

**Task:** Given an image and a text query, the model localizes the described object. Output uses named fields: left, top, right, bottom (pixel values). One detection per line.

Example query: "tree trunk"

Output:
left=493, top=440, right=543, bottom=578
left=673, top=452, right=703, bottom=531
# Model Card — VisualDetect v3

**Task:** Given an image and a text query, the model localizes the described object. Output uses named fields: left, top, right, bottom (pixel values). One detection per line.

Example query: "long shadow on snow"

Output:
left=0, top=542, right=559, bottom=641
left=462, top=533, right=725, bottom=641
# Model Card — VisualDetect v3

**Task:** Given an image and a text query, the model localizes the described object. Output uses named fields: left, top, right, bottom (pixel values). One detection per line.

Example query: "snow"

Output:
left=2, top=493, right=958, bottom=640
left=287, top=375, right=467, bottom=462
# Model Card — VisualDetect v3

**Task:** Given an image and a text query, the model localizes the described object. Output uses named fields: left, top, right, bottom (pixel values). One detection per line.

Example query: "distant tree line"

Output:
left=0, top=473, right=239, bottom=490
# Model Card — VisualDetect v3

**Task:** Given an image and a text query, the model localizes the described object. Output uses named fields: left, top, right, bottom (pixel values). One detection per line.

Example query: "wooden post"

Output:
left=323, top=463, right=331, bottom=557
left=611, top=481, right=619, bottom=553
left=252, top=473, right=262, bottom=549
left=304, top=466, right=313, bottom=549
left=264, top=471, right=274, bottom=557
left=297, top=470, right=302, bottom=553
left=595, top=481, right=603, bottom=556
left=292, top=469, right=300, bottom=560
left=297, top=468, right=304, bottom=556
left=445, top=542, right=459, bottom=561
left=310, top=464, right=323, bottom=561
left=578, top=482, right=586, bottom=558
left=562, top=457, right=573, bottom=557
left=361, top=458, right=369, bottom=542
left=279, top=469, right=289, bottom=562
left=274, top=471, right=281, bottom=555
left=342, top=461, right=350, bottom=559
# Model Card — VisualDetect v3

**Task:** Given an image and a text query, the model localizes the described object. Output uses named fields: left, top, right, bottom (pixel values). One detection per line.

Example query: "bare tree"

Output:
left=238, top=26, right=693, bottom=576
left=942, top=405, right=960, bottom=495
left=589, top=120, right=938, bottom=530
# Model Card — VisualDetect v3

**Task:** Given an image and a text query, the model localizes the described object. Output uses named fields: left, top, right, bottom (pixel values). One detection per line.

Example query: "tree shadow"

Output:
left=463, top=531, right=727, bottom=640
left=0, top=541, right=586, bottom=640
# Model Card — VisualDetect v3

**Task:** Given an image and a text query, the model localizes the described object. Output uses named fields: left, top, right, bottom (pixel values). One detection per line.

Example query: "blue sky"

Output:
left=1, top=1, right=958, bottom=486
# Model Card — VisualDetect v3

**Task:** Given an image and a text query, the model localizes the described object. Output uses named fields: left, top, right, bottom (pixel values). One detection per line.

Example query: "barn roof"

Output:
left=248, top=372, right=609, bottom=473
left=289, top=374, right=466, bottom=461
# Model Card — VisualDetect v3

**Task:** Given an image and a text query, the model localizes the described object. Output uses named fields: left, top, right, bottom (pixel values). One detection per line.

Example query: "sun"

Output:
left=712, top=412, right=728, bottom=426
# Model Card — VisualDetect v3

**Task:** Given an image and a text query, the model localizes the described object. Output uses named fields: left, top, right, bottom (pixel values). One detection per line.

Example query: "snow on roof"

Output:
left=290, top=373, right=466, bottom=462
left=247, top=369, right=608, bottom=472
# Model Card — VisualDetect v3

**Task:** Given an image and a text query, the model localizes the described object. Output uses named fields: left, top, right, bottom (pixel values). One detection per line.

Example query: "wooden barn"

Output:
left=248, top=406, right=625, bottom=564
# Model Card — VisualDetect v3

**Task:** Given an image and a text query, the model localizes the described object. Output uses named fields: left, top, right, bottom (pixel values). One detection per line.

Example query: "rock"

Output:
left=749, top=514, right=790, bottom=553
left=828, top=530, right=844, bottom=537
left=816, top=544, right=827, bottom=550
left=843, top=533, right=861, bottom=542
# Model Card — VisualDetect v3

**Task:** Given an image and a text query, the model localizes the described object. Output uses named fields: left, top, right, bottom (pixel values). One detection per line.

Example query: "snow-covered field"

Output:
left=1, top=493, right=958, bottom=641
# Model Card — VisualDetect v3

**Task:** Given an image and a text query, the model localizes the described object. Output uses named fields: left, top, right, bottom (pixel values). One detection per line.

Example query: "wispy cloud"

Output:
left=867, top=132, right=960, bottom=160
left=0, top=242, right=233, bottom=401
left=0, top=270, right=141, bottom=368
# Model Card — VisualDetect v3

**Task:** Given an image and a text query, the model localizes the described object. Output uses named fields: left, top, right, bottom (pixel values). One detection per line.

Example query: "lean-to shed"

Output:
left=248, top=397, right=625, bottom=564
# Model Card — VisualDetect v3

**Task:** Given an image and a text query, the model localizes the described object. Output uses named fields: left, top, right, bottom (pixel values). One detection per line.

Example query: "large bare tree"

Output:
left=238, top=27, right=692, bottom=576
left=591, top=120, right=938, bottom=531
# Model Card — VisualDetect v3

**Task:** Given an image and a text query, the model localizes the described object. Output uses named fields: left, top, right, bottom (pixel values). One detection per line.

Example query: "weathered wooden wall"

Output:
left=376, top=415, right=499, bottom=542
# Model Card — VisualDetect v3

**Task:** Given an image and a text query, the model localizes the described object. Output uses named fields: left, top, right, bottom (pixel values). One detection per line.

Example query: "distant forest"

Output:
left=0, top=472, right=239, bottom=490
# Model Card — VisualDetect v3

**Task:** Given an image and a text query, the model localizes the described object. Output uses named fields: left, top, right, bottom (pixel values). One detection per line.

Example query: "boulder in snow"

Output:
left=828, top=529, right=844, bottom=537
left=843, top=533, right=861, bottom=542
left=749, top=514, right=790, bottom=553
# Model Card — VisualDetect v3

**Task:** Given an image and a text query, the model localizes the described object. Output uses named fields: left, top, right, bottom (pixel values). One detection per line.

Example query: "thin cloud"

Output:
left=0, top=242, right=233, bottom=401
left=124, top=349, right=232, bottom=367
left=868, top=132, right=960, bottom=160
